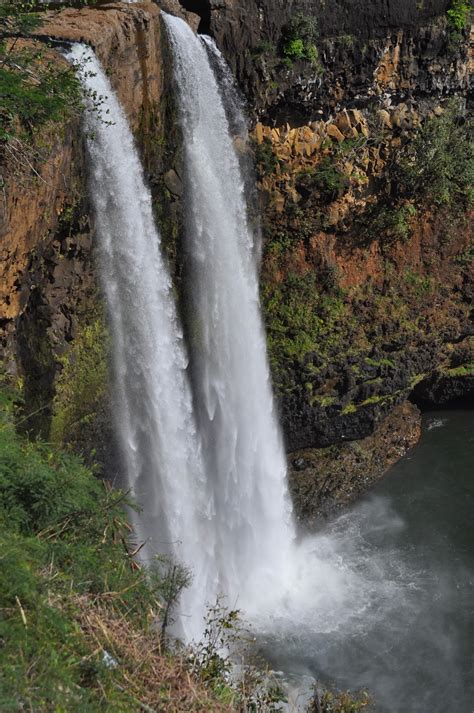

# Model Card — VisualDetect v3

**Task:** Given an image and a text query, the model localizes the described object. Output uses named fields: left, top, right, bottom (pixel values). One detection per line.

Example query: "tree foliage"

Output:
left=393, top=100, right=473, bottom=207
left=281, top=12, right=322, bottom=69
left=0, top=3, right=83, bottom=137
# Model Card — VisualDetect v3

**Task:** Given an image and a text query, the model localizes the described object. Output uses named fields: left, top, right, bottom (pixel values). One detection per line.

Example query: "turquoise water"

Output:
left=263, top=410, right=474, bottom=712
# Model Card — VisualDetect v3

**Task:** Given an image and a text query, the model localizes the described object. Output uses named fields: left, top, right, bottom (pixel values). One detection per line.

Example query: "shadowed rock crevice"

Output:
left=178, top=0, right=211, bottom=33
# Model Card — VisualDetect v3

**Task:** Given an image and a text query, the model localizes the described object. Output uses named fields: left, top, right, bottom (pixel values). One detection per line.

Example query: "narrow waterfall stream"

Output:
left=67, top=44, right=215, bottom=641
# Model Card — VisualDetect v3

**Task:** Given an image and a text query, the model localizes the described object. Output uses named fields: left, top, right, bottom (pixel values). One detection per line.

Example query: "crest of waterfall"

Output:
left=163, top=14, right=296, bottom=615
left=67, top=44, right=216, bottom=641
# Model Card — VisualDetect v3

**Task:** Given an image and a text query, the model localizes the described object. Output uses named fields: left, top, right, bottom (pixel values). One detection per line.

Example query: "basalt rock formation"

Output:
left=199, top=0, right=473, bottom=455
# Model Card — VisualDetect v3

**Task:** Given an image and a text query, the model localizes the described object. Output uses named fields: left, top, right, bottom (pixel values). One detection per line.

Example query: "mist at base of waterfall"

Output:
left=246, top=411, right=473, bottom=713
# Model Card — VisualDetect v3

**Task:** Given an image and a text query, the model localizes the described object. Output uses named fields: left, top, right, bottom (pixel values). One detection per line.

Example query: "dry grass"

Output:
left=73, top=594, right=234, bottom=712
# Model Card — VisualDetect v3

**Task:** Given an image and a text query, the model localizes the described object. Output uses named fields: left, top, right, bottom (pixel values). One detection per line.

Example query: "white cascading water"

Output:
left=163, top=14, right=296, bottom=614
left=67, top=44, right=216, bottom=641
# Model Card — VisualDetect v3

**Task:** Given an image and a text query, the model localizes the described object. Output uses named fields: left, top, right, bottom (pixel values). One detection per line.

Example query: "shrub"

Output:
left=255, top=136, right=279, bottom=176
left=50, top=313, right=110, bottom=463
left=393, top=101, right=473, bottom=207
left=281, top=12, right=322, bottom=69
left=0, top=2, right=109, bottom=182
left=447, top=0, right=471, bottom=30
left=284, top=38, right=305, bottom=59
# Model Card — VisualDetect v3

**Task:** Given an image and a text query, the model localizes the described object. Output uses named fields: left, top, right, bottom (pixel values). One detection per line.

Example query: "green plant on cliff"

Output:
left=308, top=688, right=372, bottom=713
left=262, top=270, right=351, bottom=395
left=0, top=1, right=100, bottom=180
left=299, top=158, right=350, bottom=196
left=255, top=136, right=279, bottom=176
left=281, top=12, right=322, bottom=71
left=394, top=101, right=473, bottom=208
left=0, top=5, right=81, bottom=133
left=446, top=0, right=472, bottom=30
left=50, top=313, right=110, bottom=464
left=355, top=201, right=417, bottom=244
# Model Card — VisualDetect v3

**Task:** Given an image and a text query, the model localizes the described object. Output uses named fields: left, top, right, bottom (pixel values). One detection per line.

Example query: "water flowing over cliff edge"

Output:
left=0, top=1, right=472, bottom=708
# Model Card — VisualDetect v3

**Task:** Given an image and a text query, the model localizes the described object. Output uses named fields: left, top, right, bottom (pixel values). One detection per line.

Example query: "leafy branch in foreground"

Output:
left=1, top=4, right=80, bottom=136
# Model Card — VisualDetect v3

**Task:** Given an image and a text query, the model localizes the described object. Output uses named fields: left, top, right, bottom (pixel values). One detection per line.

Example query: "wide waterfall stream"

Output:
left=69, top=22, right=473, bottom=713
left=163, top=13, right=295, bottom=620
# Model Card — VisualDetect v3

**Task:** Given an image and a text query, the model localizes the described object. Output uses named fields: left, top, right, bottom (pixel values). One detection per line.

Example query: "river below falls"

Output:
left=254, top=409, right=473, bottom=712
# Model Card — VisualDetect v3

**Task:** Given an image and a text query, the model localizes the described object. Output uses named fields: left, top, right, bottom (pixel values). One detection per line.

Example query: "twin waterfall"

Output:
left=68, top=13, right=294, bottom=640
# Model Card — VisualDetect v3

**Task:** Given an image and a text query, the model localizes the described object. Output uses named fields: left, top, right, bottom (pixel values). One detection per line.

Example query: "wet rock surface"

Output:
left=288, top=400, right=422, bottom=526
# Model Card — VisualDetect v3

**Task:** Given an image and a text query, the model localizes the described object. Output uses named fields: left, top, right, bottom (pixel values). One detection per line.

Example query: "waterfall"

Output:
left=201, top=34, right=263, bottom=265
left=67, top=44, right=215, bottom=641
left=163, top=14, right=295, bottom=615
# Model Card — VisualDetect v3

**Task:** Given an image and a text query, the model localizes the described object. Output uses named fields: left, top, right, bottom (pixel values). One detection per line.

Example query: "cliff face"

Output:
left=255, top=101, right=472, bottom=452
left=0, top=2, right=192, bottom=449
left=205, top=0, right=468, bottom=120
left=198, top=0, right=474, bottom=455
left=193, top=0, right=473, bottom=514
left=0, top=0, right=472, bottom=508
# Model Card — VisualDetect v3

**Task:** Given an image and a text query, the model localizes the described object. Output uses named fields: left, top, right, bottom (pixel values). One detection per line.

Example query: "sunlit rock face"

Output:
left=0, top=2, right=174, bottom=445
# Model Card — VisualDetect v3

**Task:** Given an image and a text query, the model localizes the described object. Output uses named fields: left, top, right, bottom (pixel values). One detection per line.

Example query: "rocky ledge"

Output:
left=289, top=401, right=421, bottom=527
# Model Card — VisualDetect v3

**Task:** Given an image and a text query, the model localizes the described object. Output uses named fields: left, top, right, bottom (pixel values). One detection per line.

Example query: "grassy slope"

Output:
left=0, top=383, right=231, bottom=712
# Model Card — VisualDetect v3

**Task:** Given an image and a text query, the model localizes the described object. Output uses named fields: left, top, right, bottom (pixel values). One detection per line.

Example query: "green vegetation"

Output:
left=50, top=312, right=110, bottom=464
left=365, top=357, right=396, bottom=370
left=255, top=136, right=279, bottom=176
left=262, top=270, right=353, bottom=395
left=254, top=38, right=277, bottom=56
left=0, top=381, right=194, bottom=710
left=357, top=201, right=417, bottom=244
left=446, top=362, right=474, bottom=377
left=297, top=158, right=350, bottom=198
left=403, top=270, right=433, bottom=298
left=446, top=0, right=471, bottom=30
left=394, top=101, right=473, bottom=207
left=355, top=102, right=471, bottom=245
left=284, top=38, right=305, bottom=59
left=309, top=689, right=372, bottom=712
left=0, top=1, right=104, bottom=181
left=0, top=5, right=80, bottom=134
left=281, top=13, right=322, bottom=71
